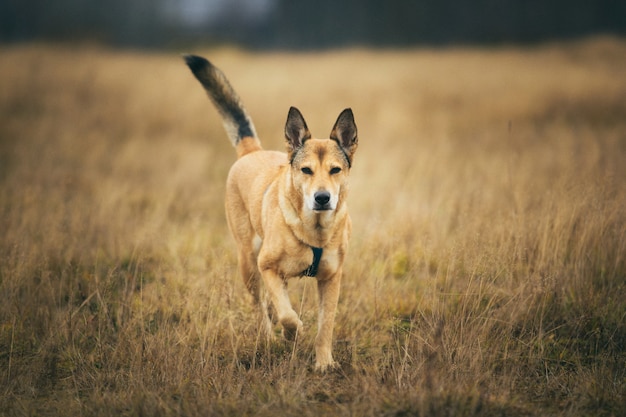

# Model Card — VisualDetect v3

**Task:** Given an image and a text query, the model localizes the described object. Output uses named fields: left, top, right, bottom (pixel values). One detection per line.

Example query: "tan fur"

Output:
left=185, top=56, right=357, bottom=371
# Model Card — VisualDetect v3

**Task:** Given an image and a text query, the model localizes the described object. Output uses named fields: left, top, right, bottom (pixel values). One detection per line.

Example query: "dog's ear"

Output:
left=285, top=106, right=311, bottom=160
left=330, top=108, right=358, bottom=164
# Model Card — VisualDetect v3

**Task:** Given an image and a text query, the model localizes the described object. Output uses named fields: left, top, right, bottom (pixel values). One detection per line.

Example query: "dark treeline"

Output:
left=268, top=0, right=626, bottom=48
left=0, top=0, right=166, bottom=47
left=1, top=0, right=625, bottom=48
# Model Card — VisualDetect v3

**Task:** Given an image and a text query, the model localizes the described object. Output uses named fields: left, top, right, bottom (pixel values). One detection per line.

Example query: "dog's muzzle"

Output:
left=313, top=190, right=332, bottom=211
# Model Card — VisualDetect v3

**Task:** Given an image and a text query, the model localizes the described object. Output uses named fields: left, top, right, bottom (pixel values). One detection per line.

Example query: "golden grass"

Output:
left=1, top=38, right=625, bottom=416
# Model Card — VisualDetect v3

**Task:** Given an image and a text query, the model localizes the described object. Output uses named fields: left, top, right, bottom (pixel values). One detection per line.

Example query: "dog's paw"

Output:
left=314, top=359, right=338, bottom=373
left=281, top=317, right=303, bottom=341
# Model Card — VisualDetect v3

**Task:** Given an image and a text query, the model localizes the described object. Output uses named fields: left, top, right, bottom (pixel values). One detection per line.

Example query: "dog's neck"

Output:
left=278, top=174, right=347, bottom=249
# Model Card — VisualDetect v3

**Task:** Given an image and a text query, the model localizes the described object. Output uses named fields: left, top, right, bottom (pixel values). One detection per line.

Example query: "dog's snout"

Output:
left=314, top=191, right=331, bottom=206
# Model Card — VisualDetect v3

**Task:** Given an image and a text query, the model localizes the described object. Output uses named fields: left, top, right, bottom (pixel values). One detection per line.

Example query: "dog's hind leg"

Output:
left=236, top=247, right=274, bottom=340
left=225, top=195, right=273, bottom=339
left=237, top=248, right=261, bottom=302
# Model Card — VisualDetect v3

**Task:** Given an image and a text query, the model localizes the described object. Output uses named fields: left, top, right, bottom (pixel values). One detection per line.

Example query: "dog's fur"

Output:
left=185, top=55, right=357, bottom=371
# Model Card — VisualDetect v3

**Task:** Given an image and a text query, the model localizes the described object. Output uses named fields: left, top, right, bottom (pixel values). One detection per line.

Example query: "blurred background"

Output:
left=1, top=0, right=625, bottom=49
left=1, top=1, right=626, bottom=415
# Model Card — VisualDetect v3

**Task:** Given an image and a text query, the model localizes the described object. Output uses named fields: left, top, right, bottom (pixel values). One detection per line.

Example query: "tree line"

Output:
left=1, top=0, right=624, bottom=48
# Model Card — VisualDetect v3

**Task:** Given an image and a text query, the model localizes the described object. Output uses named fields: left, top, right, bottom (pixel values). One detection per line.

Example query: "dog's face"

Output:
left=292, top=138, right=349, bottom=212
left=285, top=107, right=358, bottom=212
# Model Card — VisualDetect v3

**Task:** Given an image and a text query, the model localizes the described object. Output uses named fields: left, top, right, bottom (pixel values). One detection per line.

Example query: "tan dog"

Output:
left=185, top=55, right=357, bottom=371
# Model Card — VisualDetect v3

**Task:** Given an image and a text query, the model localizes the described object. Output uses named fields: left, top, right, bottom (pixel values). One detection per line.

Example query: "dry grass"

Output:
left=1, top=38, right=625, bottom=416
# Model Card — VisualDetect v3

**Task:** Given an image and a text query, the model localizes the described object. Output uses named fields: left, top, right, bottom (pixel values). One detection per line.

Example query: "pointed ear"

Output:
left=285, top=107, right=311, bottom=160
left=330, top=108, right=358, bottom=164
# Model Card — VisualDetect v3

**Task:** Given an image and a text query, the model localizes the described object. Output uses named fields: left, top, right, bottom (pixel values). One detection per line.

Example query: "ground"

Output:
left=0, top=38, right=625, bottom=416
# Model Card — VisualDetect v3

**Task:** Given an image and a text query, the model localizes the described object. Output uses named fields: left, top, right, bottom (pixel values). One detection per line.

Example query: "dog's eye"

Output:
left=330, top=167, right=342, bottom=175
left=301, top=167, right=313, bottom=175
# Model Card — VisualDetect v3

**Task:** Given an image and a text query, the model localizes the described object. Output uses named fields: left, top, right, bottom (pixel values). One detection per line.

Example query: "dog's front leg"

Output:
left=315, top=273, right=341, bottom=371
left=261, top=268, right=302, bottom=341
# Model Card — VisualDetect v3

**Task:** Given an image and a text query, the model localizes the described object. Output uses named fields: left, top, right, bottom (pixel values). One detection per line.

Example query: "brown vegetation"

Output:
left=0, top=38, right=625, bottom=416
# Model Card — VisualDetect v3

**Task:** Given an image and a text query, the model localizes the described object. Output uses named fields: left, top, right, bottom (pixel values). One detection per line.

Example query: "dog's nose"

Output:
left=314, top=191, right=331, bottom=206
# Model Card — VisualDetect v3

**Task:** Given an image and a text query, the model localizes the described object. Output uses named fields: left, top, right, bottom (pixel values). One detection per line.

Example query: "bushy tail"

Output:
left=184, top=55, right=261, bottom=157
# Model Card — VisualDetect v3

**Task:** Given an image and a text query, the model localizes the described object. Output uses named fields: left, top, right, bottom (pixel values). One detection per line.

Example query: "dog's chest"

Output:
left=281, top=245, right=340, bottom=279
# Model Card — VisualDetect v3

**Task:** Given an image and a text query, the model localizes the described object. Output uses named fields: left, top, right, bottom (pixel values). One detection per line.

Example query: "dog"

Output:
left=185, top=55, right=357, bottom=371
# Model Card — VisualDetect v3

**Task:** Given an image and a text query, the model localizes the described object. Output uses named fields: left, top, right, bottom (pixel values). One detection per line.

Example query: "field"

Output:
left=0, top=38, right=625, bottom=416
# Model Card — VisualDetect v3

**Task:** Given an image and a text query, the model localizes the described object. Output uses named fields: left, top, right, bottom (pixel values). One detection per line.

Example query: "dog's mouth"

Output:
left=313, top=205, right=333, bottom=212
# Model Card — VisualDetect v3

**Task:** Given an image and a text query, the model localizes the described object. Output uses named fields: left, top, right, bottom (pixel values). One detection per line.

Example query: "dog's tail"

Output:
left=184, top=55, right=261, bottom=158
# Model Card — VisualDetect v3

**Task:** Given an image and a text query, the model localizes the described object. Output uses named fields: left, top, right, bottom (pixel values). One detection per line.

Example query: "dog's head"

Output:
left=285, top=107, right=358, bottom=212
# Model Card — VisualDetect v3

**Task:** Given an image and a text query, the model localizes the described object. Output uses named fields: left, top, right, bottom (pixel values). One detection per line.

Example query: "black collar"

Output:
left=301, top=246, right=323, bottom=277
